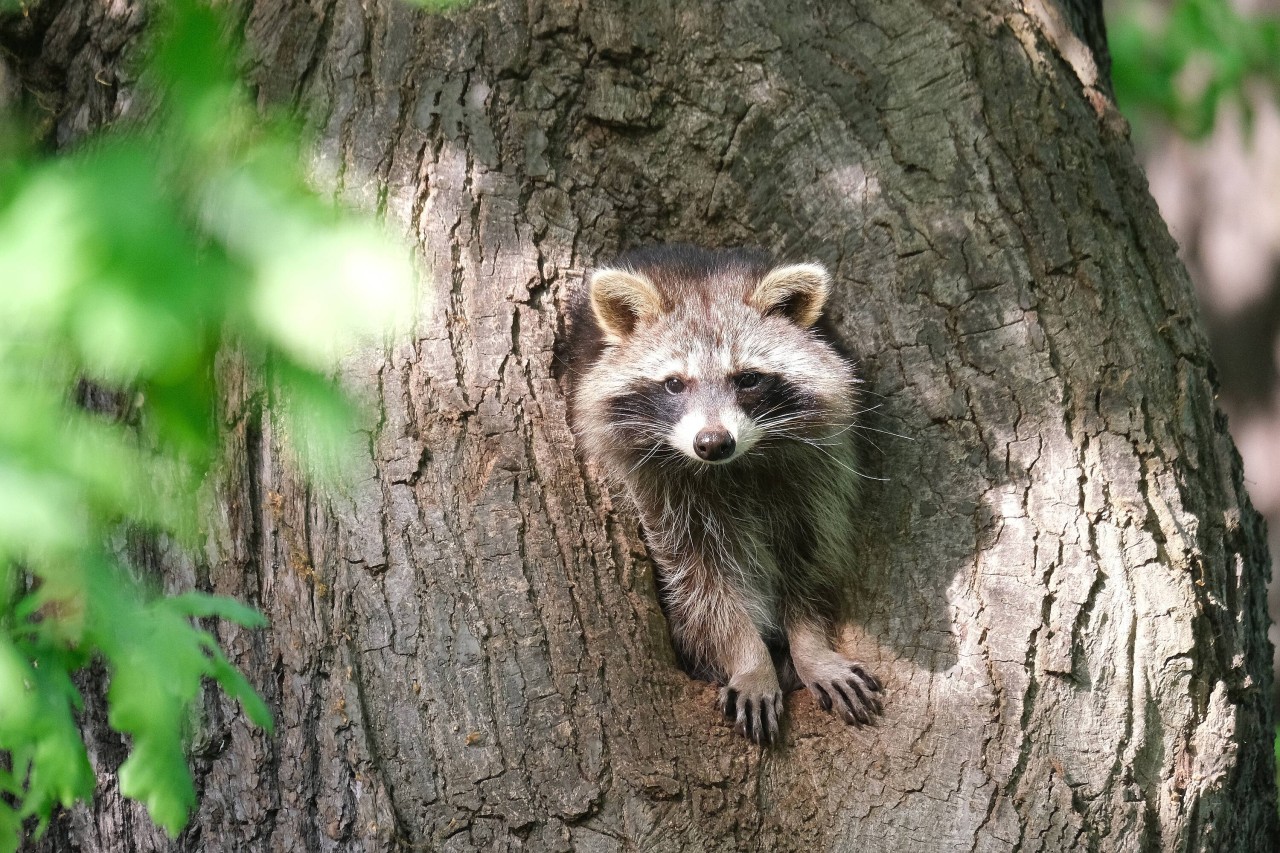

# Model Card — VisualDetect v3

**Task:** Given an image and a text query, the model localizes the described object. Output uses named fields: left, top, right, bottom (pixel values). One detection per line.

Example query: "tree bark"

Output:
left=7, top=0, right=1277, bottom=850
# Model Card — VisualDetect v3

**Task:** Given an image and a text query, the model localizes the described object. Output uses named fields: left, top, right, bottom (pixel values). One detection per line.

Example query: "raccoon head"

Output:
left=578, top=255, right=852, bottom=470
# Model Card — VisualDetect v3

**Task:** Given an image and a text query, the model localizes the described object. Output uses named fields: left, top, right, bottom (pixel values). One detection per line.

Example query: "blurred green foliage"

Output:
left=0, top=0, right=429, bottom=848
left=1109, top=0, right=1280, bottom=139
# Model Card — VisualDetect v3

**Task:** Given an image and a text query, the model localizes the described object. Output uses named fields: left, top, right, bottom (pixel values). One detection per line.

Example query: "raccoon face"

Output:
left=645, top=354, right=807, bottom=465
left=581, top=259, right=851, bottom=469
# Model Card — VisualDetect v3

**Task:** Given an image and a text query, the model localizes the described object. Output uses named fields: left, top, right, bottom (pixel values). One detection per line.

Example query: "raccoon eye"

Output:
left=663, top=377, right=687, bottom=394
left=734, top=372, right=761, bottom=390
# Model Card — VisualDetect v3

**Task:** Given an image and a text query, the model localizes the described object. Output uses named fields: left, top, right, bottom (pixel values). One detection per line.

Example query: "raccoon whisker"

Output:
left=789, top=436, right=888, bottom=482
left=752, top=398, right=824, bottom=420
left=757, top=410, right=850, bottom=428
left=849, top=434, right=888, bottom=456
left=658, top=454, right=695, bottom=473
left=851, top=424, right=915, bottom=441
left=613, top=437, right=668, bottom=452
left=609, top=423, right=671, bottom=438
left=643, top=450, right=692, bottom=475
left=800, top=420, right=861, bottom=439
left=756, top=416, right=826, bottom=434
left=776, top=436, right=854, bottom=451
left=752, top=402, right=798, bottom=420
left=612, top=429, right=669, bottom=442
left=617, top=446, right=660, bottom=456
left=756, top=411, right=814, bottom=425
left=770, top=418, right=875, bottom=444
left=608, top=423, right=665, bottom=435
left=765, top=414, right=855, bottom=432
left=626, top=444, right=669, bottom=477
left=758, top=422, right=852, bottom=444
left=606, top=412, right=665, bottom=425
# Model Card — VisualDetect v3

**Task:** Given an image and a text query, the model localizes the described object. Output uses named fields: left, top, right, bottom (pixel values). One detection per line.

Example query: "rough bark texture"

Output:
left=5, top=0, right=1277, bottom=850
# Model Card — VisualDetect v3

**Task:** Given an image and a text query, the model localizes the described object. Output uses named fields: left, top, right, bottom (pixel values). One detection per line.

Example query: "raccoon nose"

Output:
left=694, top=429, right=736, bottom=462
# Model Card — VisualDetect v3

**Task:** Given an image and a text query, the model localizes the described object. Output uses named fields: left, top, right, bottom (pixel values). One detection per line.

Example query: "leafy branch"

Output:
left=1110, top=0, right=1280, bottom=139
left=0, top=0, right=450, bottom=846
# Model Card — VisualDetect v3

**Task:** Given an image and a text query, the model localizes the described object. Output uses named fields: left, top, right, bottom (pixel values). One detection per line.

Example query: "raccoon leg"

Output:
left=667, top=581, right=783, bottom=746
left=717, top=639, right=784, bottom=747
left=787, top=618, right=883, bottom=726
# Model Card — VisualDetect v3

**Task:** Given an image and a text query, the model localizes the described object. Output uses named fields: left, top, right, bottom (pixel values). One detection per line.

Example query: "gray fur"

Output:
left=562, top=245, right=883, bottom=746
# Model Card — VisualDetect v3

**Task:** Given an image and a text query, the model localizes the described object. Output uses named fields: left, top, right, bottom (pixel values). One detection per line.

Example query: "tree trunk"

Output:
left=8, top=0, right=1277, bottom=849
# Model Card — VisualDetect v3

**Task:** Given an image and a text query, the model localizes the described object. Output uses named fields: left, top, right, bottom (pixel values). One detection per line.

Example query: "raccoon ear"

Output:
left=589, top=267, right=665, bottom=341
left=749, top=263, right=831, bottom=328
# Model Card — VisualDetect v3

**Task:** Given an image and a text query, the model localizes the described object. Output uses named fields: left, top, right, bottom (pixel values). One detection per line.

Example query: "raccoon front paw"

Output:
left=718, top=670, right=784, bottom=747
left=803, top=658, right=883, bottom=726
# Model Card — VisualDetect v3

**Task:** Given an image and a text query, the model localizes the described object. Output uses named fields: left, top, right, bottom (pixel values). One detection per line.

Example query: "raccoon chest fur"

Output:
left=562, top=244, right=884, bottom=746
left=633, top=470, right=828, bottom=613
left=634, top=473, right=824, bottom=648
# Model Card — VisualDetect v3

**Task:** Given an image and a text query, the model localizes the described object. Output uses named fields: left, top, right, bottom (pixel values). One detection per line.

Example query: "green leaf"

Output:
left=0, top=637, right=94, bottom=832
left=1110, top=0, right=1280, bottom=140
left=117, top=737, right=196, bottom=837
left=0, top=633, right=40, bottom=732
left=272, top=357, right=364, bottom=484
left=166, top=592, right=268, bottom=628
left=207, top=651, right=274, bottom=732
left=101, top=607, right=205, bottom=833
left=0, top=800, right=19, bottom=853
left=24, top=721, right=96, bottom=816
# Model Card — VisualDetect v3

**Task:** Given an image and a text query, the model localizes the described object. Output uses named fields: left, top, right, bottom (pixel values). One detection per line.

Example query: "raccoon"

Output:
left=562, top=245, right=883, bottom=746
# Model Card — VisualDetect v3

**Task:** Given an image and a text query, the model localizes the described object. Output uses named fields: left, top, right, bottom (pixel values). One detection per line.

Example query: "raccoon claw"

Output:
left=803, top=660, right=883, bottom=727
left=719, top=682, right=783, bottom=747
left=853, top=665, right=883, bottom=695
